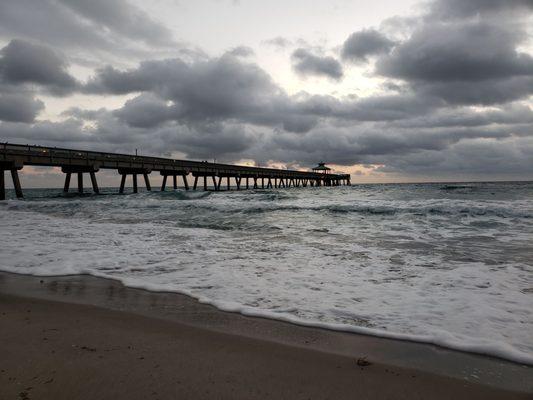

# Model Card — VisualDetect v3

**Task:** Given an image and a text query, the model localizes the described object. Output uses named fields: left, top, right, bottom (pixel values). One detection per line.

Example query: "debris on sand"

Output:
left=356, top=357, right=372, bottom=367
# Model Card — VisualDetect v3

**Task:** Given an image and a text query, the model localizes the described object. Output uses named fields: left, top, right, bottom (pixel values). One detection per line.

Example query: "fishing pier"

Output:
left=0, top=143, right=350, bottom=199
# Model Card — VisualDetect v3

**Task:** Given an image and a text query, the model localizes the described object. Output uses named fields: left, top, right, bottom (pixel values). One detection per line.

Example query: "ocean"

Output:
left=1, top=181, right=532, bottom=364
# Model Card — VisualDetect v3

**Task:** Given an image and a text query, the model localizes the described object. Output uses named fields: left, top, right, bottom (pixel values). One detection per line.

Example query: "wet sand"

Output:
left=0, top=272, right=531, bottom=399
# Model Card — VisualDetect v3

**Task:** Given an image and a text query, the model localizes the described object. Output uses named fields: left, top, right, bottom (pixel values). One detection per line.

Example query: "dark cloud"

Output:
left=0, top=91, right=44, bottom=123
left=0, top=0, right=178, bottom=62
left=415, top=76, right=533, bottom=106
left=429, top=0, right=533, bottom=20
left=57, top=0, right=174, bottom=47
left=376, top=22, right=533, bottom=83
left=389, top=104, right=533, bottom=129
left=0, top=39, right=78, bottom=95
left=113, top=94, right=174, bottom=128
left=0, top=114, right=257, bottom=161
left=291, top=48, right=343, bottom=80
left=341, top=29, right=395, bottom=63
left=84, top=54, right=322, bottom=133
left=370, top=1, right=533, bottom=106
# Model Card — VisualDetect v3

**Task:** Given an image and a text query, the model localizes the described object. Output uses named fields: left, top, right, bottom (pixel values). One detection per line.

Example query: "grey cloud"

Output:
left=0, top=115, right=257, bottom=161
left=225, top=46, right=255, bottom=58
left=84, top=55, right=323, bottom=133
left=376, top=137, right=533, bottom=177
left=367, top=0, right=533, bottom=106
left=0, top=0, right=178, bottom=61
left=389, top=104, right=533, bottom=129
left=416, top=76, right=533, bottom=105
left=376, top=22, right=533, bottom=83
left=262, top=37, right=292, bottom=49
left=291, top=48, right=343, bottom=80
left=429, top=0, right=533, bottom=20
left=0, top=39, right=78, bottom=95
left=57, top=0, right=174, bottom=47
left=61, top=107, right=108, bottom=120
left=0, top=91, right=44, bottom=123
left=341, top=29, right=395, bottom=63
left=84, top=54, right=444, bottom=134
left=113, top=94, right=174, bottom=128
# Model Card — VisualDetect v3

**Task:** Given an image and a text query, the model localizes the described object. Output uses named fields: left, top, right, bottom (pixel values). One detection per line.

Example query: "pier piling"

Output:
left=118, top=168, right=151, bottom=194
left=61, top=165, right=100, bottom=195
left=0, top=162, right=24, bottom=200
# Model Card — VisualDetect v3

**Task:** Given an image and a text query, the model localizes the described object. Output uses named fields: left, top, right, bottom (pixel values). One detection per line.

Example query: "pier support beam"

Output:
left=143, top=173, right=151, bottom=191
left=90, top=172, right=99, bottom=193
left=191, top=173, right=213, bottom=191
left=77, top=173, right=83, bottom=194
left=118, top=168, right=151, bottom=194
left=62, top=165, right=100, bottom=195
left=160, top=171, right=188, bottom=191
left=9, top=167, right=23, bottom=199
left=0, top=164, right=22, bottom=200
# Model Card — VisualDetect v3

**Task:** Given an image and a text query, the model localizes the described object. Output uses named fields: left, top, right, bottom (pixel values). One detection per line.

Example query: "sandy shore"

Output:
left=0, top=272, right=531, bottom=399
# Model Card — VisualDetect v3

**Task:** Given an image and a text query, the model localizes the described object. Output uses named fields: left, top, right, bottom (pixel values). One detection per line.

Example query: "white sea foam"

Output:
left=0, top=183, right=532, bottom=364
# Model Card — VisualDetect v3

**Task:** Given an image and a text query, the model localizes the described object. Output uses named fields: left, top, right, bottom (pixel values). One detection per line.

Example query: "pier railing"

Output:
left=0, top=143, right=350, bottom=199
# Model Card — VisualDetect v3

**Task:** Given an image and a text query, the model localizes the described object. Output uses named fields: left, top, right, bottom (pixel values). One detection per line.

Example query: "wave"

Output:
left=2, top=198, right=531, bottom=220
left=237, top=203, right=531, bottom=219
left=440, top=185, right=475, bottom=191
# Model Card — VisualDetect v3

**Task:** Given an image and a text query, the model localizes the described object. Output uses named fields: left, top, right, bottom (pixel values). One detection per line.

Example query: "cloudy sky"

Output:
left=1, top=0, right=532, bottom=185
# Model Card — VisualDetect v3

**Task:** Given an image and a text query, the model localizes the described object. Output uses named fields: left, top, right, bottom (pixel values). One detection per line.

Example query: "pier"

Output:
left=0, top=143, right=350, bottom=199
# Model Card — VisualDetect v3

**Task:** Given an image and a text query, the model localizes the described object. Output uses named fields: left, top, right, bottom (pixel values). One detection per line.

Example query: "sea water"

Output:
left=1, top=182, right=532, bottom=364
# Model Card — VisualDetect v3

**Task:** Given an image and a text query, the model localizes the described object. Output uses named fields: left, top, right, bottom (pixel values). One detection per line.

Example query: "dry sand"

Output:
left=0, top=272, right=531, bottom=400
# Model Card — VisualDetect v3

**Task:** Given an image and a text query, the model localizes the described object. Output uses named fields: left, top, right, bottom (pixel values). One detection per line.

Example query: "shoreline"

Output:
left=1, top=271, right=532, bottom=398
left=1, top=269, right=532, bottom=367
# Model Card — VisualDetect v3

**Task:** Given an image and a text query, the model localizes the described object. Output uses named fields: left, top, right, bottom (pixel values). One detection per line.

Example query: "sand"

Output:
left=0, top=272, right=531, bottom=400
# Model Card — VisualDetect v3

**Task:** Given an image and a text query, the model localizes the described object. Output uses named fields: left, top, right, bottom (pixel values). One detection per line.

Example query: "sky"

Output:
left=1, top=0, right=533, bottom=185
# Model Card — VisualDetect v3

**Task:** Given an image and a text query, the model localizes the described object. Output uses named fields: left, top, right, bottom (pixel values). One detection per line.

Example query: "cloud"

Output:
left=376, top=22, right=533, bottom=83
left=57, top=0, right=174, bottom=47
left=428, top=0, right=533, bottom=20
left=341, top=29, right=395, bottom=63
left=262, top=36, right=292, bottom=50
left=0, top=39, right=78, bottom=95
left=113, top=93, right=174, bottom=128
left=290, top=48, right=343, bottom=80
left=225, top=46, right=255, bottom=58
left=84, top=54, right=323, bottom=133
left=0, top=91, right=44, bottom=123
left=370, top=1, right=533, bottom=106
left=0, top=0, right=178, bottom=61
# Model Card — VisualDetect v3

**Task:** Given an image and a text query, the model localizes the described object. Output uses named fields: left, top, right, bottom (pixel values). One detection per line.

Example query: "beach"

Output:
left=1, top=272, right=531, bottom=400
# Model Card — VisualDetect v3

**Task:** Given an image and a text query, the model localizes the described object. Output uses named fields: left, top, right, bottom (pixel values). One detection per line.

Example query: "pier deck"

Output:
left=0, top=143, right=350, bottom=199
